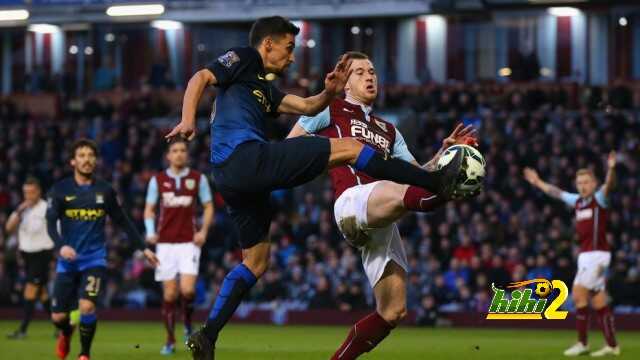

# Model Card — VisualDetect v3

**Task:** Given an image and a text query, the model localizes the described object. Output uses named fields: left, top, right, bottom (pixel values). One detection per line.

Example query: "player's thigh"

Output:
left=591, top=290, right=608, bottom=309
left=374, top=261, right=408, bottom=322
left=79, top=267, right=106, bottom=306
left=367, top=181, right=408, bottom=228
left=572, top=283, right=590, bottom=306
left=225, top=192, right=273, bottom=251
left=52, top=271, right=80, bottom=314
left=261, top=136, right=331, bottom=189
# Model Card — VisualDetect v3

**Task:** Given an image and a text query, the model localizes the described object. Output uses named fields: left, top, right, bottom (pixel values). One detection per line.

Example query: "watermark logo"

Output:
left=486, top=278, right=568, bottom=320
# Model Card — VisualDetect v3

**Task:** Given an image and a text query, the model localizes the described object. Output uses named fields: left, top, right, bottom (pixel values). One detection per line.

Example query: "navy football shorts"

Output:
left=51, top=266, right=106, bottom=313
left=212, top=136, right=331, bottom=249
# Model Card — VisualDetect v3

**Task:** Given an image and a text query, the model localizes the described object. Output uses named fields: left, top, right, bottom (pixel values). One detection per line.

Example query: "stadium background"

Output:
left=0, top=0, right=639, bottom=358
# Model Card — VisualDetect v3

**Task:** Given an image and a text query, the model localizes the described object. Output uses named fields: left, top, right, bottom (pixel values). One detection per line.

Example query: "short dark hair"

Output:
left=344, top=51, right=369, bottom=61
left=23, top=176, right=41, bottom=189
left=167, top=137, right=188, bottom=152
left=249, top=16, right=300, bottom=48
left=70, top=138, right=99, bottom=159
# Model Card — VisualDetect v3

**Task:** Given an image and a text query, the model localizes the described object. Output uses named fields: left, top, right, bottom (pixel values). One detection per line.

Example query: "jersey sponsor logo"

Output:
left=96, top=193, right=104, bottom=204
left=576, top=208, right=593, bottom=221
left=64, top=208, right=106, bottom=221
left=343, top=107, right=354, bottom=113
left=185, top=179, right=196, bottom=190
left=350, top=119, right=391, bottom=150
left=252, top=89, right=271, bottom=112
left=64, top=195, right=76, bottom=202
left=374, top=119, right=388, bottom=132
left=161, top=192, right=193, bottom=208
left=217, top=50, right=240, bottom=68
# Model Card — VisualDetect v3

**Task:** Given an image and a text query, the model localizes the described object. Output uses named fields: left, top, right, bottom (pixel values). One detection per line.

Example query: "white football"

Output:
left=436, top=144, right=485, bottom=194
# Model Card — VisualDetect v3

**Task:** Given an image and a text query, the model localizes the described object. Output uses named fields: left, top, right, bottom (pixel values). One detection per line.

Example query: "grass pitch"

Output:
left=1, top=320, right=639, bottom=359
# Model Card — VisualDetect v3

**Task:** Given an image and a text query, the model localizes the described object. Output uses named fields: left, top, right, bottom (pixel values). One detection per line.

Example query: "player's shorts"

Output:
left=212, top=136, right=331, bottom=249
left=334, top=181, right=409, bottom=287
left=51, top=266, right=106, bottom=313
left=21, top=249, right=53, bottom=286
left=154, top=242, right=201, bottom=281
left=573, top=250, right=611, bottom=292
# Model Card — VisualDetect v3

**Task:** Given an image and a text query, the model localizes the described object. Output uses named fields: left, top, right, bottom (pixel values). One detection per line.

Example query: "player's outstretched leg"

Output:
left=187, top=242, right=267, bottom=360
left=329, top=139, right=463, bottom=199
left=77, top=300, right=97, bottom=359
left=332, top=262, right=406, bottom=359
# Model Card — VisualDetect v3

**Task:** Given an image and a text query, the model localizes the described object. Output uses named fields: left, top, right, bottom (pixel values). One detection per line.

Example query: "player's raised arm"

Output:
left=166, top=69, right=217, bottom=142
left=523, top=167, right=566, bottom=200
left=105, top=187, right=160, bottom=267
left=423, top=124, right=477, bottom=170
left=278, top=55, right=352, bottom=116
left=600, top=151, right=617, bottom=198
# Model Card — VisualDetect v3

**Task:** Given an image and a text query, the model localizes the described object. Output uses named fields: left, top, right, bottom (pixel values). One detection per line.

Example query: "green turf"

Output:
left=1, top=320, right=638, bottom=359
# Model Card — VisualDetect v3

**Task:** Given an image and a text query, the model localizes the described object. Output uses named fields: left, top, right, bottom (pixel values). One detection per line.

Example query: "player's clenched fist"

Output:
left=143, top=249, right=160, bottom=268
left=59, top=245, right=77, bottom=261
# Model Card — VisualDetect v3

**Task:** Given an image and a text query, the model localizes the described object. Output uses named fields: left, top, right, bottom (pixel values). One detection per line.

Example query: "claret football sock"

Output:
left=331, top=312, right=394, bottom=360
left=162, top=300, right=176, bottom=344
left=576, top=306, right=589, bottom=346
left=596, top=306, right=617, bottom=347
left=182, top=295, right=195, bottom=335
left=402, top=186, right=446, bottom=212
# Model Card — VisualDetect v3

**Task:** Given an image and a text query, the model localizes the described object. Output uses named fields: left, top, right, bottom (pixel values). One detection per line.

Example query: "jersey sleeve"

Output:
left=145, top=176, right=158, bottom=205
left=45, top=185, right=64, bottom=248
left=269, top=84, right=286, bottom=115
left=205, top=47, right=255, bottom=88
left=560, top=191, right=580, bottom=207
left=391, top=128, right=417, bottom=163
left=297, top=107, right=331, bottom=134
left=594, top=188, right=609, bottom=208
left=105, top=186, right=145, bottom=250
left=198, top=174, right=213, bottom=204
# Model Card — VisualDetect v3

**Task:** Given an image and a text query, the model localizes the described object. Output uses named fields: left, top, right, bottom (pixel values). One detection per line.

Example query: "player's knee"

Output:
left=51, top=312, right=67, bottom=323
left=379, top=305, right=407, bottom=326
left=79, top=301, right=96, bottom=314
left=243, top=257, right=269, bottom=278
left=181, top=289, right=195, bottom=300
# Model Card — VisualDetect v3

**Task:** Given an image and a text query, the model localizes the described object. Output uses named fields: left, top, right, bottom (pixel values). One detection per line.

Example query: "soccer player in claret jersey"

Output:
left=524, top=151, right=619, bottom=357
left=287, top=51, right=478, bottom=360
left=166, top=16, right=466, bottom=359
left=46, top=139, right=159, bottom=360
left=144, top=138, right=214, bottom=355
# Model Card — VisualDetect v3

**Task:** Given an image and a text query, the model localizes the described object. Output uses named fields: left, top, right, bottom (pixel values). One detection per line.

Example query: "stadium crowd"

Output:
left=1, top=80, right=639, bottom=325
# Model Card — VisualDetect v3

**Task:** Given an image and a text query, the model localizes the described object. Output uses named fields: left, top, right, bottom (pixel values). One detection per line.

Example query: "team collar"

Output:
left=345, top=97, right=373, bottom=116
left=166, top=167, right=190, bottom=178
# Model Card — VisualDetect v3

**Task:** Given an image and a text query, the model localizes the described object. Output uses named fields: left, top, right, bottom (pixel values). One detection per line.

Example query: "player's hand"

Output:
left=145, top=234, right=159, bottom=245
left=165, top=121, right=196, bottom=142
left=324, top=54, right=353, bottom=96
left=59, top=245, right=77, bottom=261
left=193, top=231, right=207, bottom=248
left=443, top=123, right=477, bottom=149
left=607, top=151, right=616, bottom=169
left=523, top=167, right=541, bottom=186
left=143, top=249, right=160, bottom=268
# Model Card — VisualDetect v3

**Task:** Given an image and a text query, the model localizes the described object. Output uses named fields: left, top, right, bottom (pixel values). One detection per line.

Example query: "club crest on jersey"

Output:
left=374, top=119, right=388, bottom=132
left=218, top=50, right=240, bottom=68
left=96, top=193, right=104, bottom=204
left=163, top=181, right=172, bottom=188
left=185, top=179, right=196, bottom=190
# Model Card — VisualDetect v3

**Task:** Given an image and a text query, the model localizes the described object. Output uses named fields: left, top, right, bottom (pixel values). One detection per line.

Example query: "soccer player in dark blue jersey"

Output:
left=166, top=16, right=464, bottom=359
left=46, top=139, right=159, bottom=360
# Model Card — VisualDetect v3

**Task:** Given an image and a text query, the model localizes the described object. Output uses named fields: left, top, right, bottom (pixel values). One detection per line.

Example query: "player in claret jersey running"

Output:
left=166, top=16, right=465, bottom=360
left=288, top=51, right=479, bottom=360
left=524, top=151, right=620, bottom=357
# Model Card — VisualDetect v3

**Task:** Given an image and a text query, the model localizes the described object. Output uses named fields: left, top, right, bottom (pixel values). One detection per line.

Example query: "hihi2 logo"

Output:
left=486, top=278, right=569, bottom=320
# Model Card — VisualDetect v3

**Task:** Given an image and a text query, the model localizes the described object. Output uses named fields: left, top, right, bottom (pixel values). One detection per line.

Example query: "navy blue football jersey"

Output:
left=206, top=46, right=286, bottom=164
left=46, top=177, right=144, bottom=272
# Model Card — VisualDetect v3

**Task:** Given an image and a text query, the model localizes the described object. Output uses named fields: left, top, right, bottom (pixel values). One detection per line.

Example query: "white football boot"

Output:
left=590, top=345, right=620, bottom=357
left=564, top=342, right=590, bottom=356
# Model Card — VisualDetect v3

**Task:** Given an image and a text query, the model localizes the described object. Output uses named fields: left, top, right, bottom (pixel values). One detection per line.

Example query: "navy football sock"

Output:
left=203, top=263, right=257, bottom=342
left=353, top=145, right=443, bottom=193
left=79, top=313, right=97, bottom=356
